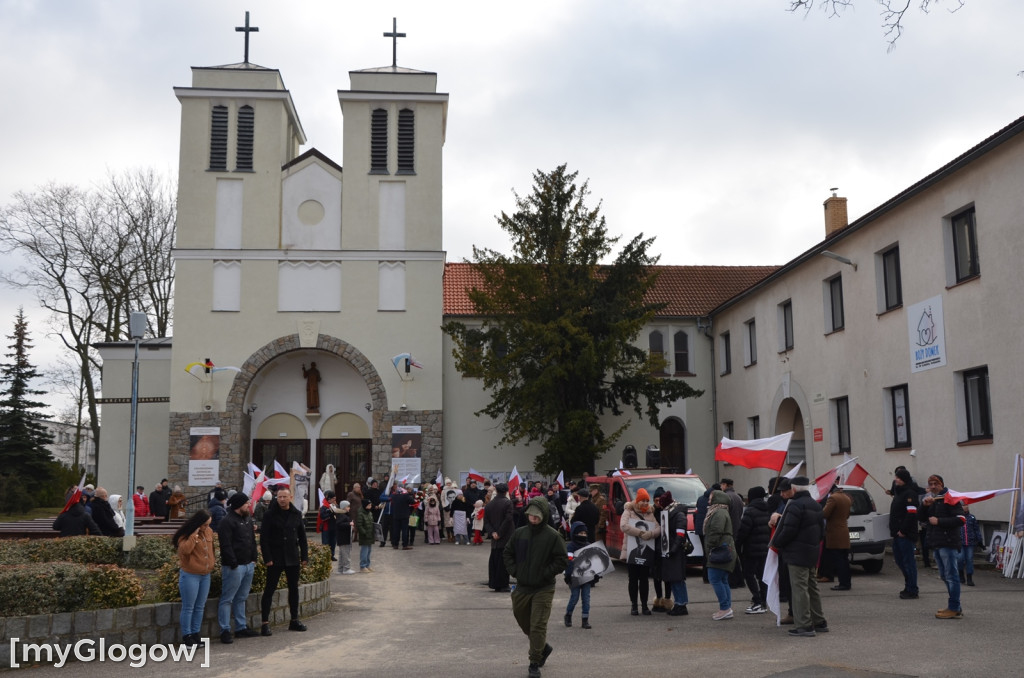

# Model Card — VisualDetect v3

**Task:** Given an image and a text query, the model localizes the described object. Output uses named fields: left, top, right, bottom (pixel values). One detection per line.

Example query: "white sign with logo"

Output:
left=907, top=295, right=947, bottom=373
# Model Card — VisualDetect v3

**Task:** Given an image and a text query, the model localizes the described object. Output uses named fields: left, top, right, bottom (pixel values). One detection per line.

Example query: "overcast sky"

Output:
left=2, top=0, right=1023, bottom=409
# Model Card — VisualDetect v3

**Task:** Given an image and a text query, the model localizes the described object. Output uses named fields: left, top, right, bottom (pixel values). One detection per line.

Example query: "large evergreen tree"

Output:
left=0, top=308, right=55, bottom=504
left=443, top=165, right=703, bottom=475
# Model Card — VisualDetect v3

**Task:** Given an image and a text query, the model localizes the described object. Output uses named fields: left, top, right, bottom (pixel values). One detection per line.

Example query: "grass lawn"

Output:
left=0, top=506, right=63, bottom=522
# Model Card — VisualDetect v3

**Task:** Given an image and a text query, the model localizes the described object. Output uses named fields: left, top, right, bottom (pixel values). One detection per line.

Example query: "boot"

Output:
left=581, top=617, right=592, bottom=629
left=641, top=603, right=652, bottom=616
left=966, top=574, right=975, bottom=586
left=564, top=613, right=572, bottom=627
left=630, top=604, right=639, bottom=616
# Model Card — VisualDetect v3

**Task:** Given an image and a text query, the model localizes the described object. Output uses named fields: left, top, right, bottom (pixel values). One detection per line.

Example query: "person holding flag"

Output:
left=771, top=476, right=828, bottom=636
left=920, top=474, right=966, bottom=619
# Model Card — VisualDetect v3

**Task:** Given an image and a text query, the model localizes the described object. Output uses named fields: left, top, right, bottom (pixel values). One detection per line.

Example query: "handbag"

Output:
left=408, top=515, right=420, bottom=528
left=681, top=533, right=695, bottom=556
left=708, top=542, right=733, bottom=564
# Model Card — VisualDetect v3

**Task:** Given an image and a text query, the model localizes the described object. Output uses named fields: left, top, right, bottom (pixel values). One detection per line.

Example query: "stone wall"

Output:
left=0, top=579, right=330, bottom=669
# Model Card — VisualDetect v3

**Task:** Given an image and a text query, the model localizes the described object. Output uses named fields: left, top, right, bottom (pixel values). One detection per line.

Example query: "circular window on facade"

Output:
left=298, top=199, right=325, bottom=226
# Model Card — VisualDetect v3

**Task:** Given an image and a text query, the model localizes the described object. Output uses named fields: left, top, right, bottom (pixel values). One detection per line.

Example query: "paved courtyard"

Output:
left=14, top=539, right=1024, bottom=677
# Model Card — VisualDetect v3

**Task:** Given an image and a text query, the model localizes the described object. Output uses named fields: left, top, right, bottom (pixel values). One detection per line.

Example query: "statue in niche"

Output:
left=302, top=362, right=322, bottom=412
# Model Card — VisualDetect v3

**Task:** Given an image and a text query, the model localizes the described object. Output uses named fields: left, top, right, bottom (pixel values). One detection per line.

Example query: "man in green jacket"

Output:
left=504, top=497, right=568, bottom=678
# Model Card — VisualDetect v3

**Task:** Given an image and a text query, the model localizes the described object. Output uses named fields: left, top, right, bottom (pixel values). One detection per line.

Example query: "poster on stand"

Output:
left=391, top=425, right=422, bottom=484
left=188, top=426, right=220, bottom=486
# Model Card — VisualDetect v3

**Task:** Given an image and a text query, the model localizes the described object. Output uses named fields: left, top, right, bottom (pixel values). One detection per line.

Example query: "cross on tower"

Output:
left=235, top=11, right=260, bottom=64
left=383, top=17, right=406, bottom=68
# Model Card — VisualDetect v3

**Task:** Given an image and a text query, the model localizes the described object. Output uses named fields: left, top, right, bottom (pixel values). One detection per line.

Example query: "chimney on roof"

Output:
left=824, top=188, right=848, bottom=237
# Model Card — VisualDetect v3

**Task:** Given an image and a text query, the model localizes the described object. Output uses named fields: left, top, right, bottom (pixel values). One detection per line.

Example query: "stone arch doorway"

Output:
left=774, top=397, right=806, bottom=465
left=659, top=417, right=687, bottom=472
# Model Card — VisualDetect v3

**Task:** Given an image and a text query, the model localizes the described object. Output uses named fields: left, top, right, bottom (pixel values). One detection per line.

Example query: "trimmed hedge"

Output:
left=0, top=562, right=143, bottom=615
left=0, top=535, right=176, bottom=570
left=156, top=542, right=332, bottom=602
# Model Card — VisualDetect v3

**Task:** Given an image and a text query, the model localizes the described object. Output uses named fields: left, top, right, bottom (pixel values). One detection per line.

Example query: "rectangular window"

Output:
left=886, top=384, right=911, bottom=449
left=826, top=275, right=844, bottom=332
left=235, top=105, right=254, bottom=171
left=370, top=108, right=389, bottom=174
left=209, top=105, right=228, bottom=171
left=962, top=366, right=992, bottom=440
left=720, top=331, right=731, bottom=375
left=747, top=416, right=760, bottom=440
left=778, top=300, right=793, bottom=351
left=952, top=207, right=980, bottom=282
left=722, top=421, right=734, bottom=440
left=832, top=396, right=851, bottom=454
left=743, top=319, right=757, bottom=366
left=882, top=246, right=902, bottom=311
left=649, top=330, right=667, bottom=375
left=396, top=108, right=415, bottom=174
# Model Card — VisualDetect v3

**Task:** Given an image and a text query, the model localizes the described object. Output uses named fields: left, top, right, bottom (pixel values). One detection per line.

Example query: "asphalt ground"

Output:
left=12, top=537, right=1024, bottom=677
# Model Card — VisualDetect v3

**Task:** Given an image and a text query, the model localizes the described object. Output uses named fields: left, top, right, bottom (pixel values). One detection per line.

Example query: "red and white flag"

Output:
left=509, top=465, right=521, bottom=490
left=250, top=471, right=267, bottom=511
left=763, top=547, right=782, bottom=624
left=467, top=468, right=486, bottom=483
left=61, top=471, right=88, bottom=514
left=554, top=471, right=565, bottom=489
left=435, top=469, right=444, bottom=488
left=944, top=487, right=1018, bottom=506
left=714, top=432, right=792, bottom=472
left=813, top=468, right=839, bottom=501
left=612, top=461, right=632, bottom=477
left=843, top=463, right=869, bottom=487
left=783, top=461, right=804, bottom=479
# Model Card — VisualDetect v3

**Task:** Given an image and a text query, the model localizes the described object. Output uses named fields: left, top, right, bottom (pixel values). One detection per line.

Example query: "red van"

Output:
left=583, top=471, right=707, bottom=561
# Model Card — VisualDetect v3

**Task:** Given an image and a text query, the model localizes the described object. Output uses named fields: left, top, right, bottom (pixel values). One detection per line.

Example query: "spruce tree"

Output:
left=0, top=308, right=55, bottom=503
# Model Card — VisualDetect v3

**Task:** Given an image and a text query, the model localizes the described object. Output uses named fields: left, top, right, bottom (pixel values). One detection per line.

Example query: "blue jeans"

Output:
left=669, top=580, right=689, bottom=607
left=934, top=547, right=961, bottom=611
left=566, top=583, right=591, bottom=617
left=958, top=545, right=975, bottom=575
left=707, top=567, right=731, bottom=610
left=360, top=544, right=372, bottom=569
left=219, top=562, right=255, bottom=631
left=892, top=536, right=918, bottom=593
left=179, top=571, right=211, bottom=637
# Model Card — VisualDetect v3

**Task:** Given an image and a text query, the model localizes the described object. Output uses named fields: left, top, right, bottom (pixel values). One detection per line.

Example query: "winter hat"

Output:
left=657, top=491, right=674, bottom=509
left=262, top=491, right=272, bottom=502
left=747, top=486, right=767, bottom=501
left=338, top=500, right=350, bottom=511
left=524, top=503, right=544, bottom=519
left=362, top=497, right=373, bottom=509
left=775, top=478, right=793, bottom=492
left=227, top=493, right=249, bottom=510
left=895, top=468, right=912, bottom=484
left=634, top=488, right=651, bottom=503
left=214, top=488, right=228, bottom=501
left=367, top=477, right=376, bottom=485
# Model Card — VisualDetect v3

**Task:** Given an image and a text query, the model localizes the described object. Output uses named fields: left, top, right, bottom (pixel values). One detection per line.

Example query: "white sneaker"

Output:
left=341, top=569, right=356, bottom=575
left=745, top=604, right=766, bottom=614
left=712, top=609, right=734, bottom=621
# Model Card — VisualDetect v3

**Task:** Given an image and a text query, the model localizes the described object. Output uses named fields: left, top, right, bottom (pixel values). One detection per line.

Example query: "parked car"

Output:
left=583, top=471, right=707, bottom=562
left=841, top=484, right=890, bottom=573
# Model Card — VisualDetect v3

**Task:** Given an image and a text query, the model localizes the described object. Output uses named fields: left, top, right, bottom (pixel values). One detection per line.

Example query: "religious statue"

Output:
left=302, top=362, right=321, bottom=412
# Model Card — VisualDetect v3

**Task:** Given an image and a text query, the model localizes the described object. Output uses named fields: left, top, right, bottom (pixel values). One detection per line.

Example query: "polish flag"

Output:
left=61, top=471, right=89, bottom=514
left=554, top=471, right=565, bottom=490
left=612, top=461, right=632, bottom=477
left=435, top=469, right=444, bottom=488
left=509, top=466, right=521, bottom=491
left=467, top=468, right=486, bottom=483
left=316, top=489, right=327, bottom=532
left=714, top=432, right=792, bottom=472
left=274, top=460, right=288, bottom=479
left=250, top=471, right=267, bottom=511
left=783, top=461, right=804, bottom=479
left=944, top=487, right=1018, bottom=506
left=242, top=472, right=256, bottom=499
left=843, top=463, right=869, bottom=487
left=813, top=468, right=840, bottom=501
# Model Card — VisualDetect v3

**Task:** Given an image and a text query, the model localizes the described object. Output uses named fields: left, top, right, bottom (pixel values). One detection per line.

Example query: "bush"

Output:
left=0, top=562, right=142, bottom=615
left=0, top=535, right=174, bottom=569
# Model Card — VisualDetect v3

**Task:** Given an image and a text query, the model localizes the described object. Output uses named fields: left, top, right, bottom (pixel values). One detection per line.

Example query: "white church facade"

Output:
left=96, top=32, right=1024, bottom=528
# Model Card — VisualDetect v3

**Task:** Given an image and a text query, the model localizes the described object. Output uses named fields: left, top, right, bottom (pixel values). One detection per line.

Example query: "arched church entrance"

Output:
left=231, top=335, right=386, bottom=512
left=659, top=417, right=687, bottom=472
left=774, top=397, right=806, bottom=465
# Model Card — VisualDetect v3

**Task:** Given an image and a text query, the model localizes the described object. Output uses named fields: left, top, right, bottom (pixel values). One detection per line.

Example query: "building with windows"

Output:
left=709, top=115, right=1024, bottom=523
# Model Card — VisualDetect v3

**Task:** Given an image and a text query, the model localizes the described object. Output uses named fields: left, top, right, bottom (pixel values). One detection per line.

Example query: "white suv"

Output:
left=841, top=485, right=890, bottom=573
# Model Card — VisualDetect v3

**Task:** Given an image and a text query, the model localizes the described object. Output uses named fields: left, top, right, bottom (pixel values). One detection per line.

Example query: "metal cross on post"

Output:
left=383, top=17, right=406, bottom=68
left=236, top=11, right=260, bottom=64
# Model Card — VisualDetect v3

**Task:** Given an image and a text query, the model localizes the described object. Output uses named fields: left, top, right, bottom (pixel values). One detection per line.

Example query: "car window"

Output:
left=845, top=489, right=874, bottom=516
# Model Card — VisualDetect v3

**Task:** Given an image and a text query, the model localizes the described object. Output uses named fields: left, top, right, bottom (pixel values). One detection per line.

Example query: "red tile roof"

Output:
left=443, top=263, right=778, bottom=318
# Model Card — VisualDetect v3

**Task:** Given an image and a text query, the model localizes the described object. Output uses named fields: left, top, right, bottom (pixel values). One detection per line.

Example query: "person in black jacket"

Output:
left=571, top=489, right=599, bottom=544
left=217, top=492, right=260, bottom=643
left=91, top=488, right=125, bottom=537
left=736, top=486, right=771, bottom=614
left=484, top=483, right=515, bottom=591
left=390, top=485, right=416, bottom=549
left=149, top=480, right=169, bottom=521
left=920, top=474, right=966, bottom=619
left=53, top=499, right=102, bottom=537
left=889, top=468, right=920, bottom=599
left=771, top=476, right=827, bottom=637
left=259, top=487, right=309, bottom=635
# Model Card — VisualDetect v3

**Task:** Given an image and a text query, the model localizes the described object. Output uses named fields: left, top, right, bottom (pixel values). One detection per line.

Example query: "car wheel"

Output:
left=860, top=559, right=883, bottom=574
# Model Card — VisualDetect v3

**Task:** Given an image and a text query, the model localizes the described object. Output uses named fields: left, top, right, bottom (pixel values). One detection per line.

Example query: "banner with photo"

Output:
left=569, top=541, right=614, bottom=587
left=188, top=426, right=220, bottom=485
left=391, top=425, right=422, bottom=483
left=624, top=518, right=657, bottom=566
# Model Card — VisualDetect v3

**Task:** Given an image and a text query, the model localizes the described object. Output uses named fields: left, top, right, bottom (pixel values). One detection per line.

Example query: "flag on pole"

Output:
left=242, top=472, right=256, bottom=499
left=813, top=468, right=839, bottom=501
left=315, top=489, right=327, bottom=532
left=467, top=468, right=486, bottom=483
left=944, top=487, right=1019, bottom=506
left=273, top=460, right=288, bottom=479
left=612, top=460, right=632, bottom=477
left=61, top=471, right=89, bottom=514
left=554, top=471, right=565, bottom=489
left=764, top=547, right=782, bottom=624
left=435, top=469, right=444, bottom=487
left=783, top=461, right=804, bottom=479
left=714, top=432, right=792, bottom=472
left=844, top=463, right=869, bottom=487
left=411, top=474, right=420, bottom=484
left=509, top=465, right=521, bottom=491
left=247, top=462, right=262, bottom=477
left=250, top=471, right=267, bottom=511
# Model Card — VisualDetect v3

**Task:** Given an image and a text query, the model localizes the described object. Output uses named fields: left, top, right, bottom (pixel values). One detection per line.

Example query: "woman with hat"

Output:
left=619, top=487, right=661, bottom=616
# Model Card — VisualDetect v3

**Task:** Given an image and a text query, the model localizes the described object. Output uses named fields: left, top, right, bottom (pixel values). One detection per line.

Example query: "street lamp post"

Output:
left=124, top=312, right=147, bottom=551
